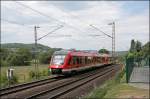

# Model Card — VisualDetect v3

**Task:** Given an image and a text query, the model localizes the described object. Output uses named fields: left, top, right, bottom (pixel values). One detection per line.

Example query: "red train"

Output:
left=48, top=49, right=112, bottom=75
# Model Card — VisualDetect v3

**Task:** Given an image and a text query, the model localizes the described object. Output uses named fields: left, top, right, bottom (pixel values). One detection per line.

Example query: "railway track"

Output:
left=0, top=76, right=63, bottom=97
left=0, top=65, right=117, bottom=99
left=26, top=66, right=115, bottom=99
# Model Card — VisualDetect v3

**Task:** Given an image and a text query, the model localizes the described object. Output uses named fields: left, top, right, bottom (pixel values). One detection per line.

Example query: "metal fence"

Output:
left=126, top=57, right=134, bottom=83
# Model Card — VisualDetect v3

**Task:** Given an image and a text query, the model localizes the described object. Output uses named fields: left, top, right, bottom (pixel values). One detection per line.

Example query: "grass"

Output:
left=1, top=64, right=49, bottom=83
left=104, top=83, right=149, bottom=98
left=86, top=67, right=149, bottom=99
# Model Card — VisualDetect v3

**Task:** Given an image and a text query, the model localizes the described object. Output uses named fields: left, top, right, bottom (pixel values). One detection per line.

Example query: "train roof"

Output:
left=53, top=49, right=111, bottom=57
left=53, top=50, right=69, bottom=55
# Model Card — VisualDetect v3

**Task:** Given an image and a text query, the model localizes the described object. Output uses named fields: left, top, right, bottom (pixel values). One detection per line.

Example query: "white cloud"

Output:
left=1, top=1, right=149, bottom=51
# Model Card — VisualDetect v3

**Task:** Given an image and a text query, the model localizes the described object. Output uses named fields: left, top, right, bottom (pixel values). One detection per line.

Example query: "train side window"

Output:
left=68, top=57, right=72, bottom=65
left=85, top=57, right=86, bottom=64
left=76, top=56, right=79, bottom=64
left=79, top=57, right=82, bottom=64
left=73, top=56, right=76, bottom=65
left=85, top=56, right=87, bottom=64
left=82, top=57, right=85, bottom=64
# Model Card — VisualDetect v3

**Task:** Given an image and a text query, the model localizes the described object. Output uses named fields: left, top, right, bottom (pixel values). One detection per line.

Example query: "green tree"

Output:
left=16, top=48, right=32, bottom=65
left=135, top=41, right=142, bottom=52
left=0, top=48, right=10, bottom=66
left=7, top=53, right=19, bottom=66
left=38, top=49, right=54, bottom=64
left=98, top=49, right=109, bottom=54
left=6, top=48, right=32, bottom=66
left=126, top=52, right=134, bottom=59
left=130, top=39, right=135, bottom=52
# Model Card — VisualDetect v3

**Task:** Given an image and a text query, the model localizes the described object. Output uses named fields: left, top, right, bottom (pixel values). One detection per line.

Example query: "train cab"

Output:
left=49, top=50, right=69, bottom=74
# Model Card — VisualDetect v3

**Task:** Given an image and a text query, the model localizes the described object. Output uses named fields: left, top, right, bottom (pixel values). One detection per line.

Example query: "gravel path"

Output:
left=129, top=67, right=149, bottom=89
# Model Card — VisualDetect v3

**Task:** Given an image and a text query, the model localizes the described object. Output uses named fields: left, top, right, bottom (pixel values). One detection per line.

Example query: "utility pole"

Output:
left=33, top=25, right=63, bottom=79
left=89, top=22, right=116, bottom=64
left=112, top=22, right=115, bottom=63
left=34, top=26, right=40, bottom=79
left=109, top=22, right=115, bottom=64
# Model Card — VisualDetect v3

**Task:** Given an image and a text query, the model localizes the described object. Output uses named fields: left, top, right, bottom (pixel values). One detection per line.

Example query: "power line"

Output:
left=14, top=1, right=86, bottom=34
left=15, top=1, right=62, bottom=24
left=1, top=18, right=25, bottom=26
left=1, top=18, right=35, bottom=29
left=37, top=25, right=64, bottom=40
left=51, top=3, right=113, bottom=38
left=90, top=24, right=112, bottom=38
left=46, top=35, right=72, bottom=37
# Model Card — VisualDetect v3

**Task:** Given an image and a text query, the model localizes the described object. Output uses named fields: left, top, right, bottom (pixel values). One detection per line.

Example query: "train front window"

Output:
left=52, top=55, right=65, bottom=65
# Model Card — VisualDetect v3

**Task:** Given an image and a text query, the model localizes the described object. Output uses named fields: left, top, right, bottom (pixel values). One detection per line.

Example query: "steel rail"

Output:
left=49, top=68, right=114, bottom=99
left=0, top=76, right=63, bottom=96
left=0, top=64, right=114, bottom=99
left=26, top=66, right=114, bottom=99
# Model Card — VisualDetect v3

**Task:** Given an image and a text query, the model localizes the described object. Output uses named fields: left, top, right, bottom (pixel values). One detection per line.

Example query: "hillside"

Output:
left=115, top=51, right=128, bottom=56
left=1, top=43, right=62, bottom=52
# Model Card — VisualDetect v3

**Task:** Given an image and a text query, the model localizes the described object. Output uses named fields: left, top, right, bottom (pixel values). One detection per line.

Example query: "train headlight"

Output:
left=49, top=69, right=51, bottom=72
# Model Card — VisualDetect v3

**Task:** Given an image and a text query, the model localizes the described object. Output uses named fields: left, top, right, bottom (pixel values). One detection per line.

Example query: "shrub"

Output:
left=29, top=70, right=36, bottom=79
left=10, top=75, right=19, bottom=84
left=0, top=74, right=18, bottom=88
left=41, top=69, right=49, bottom=76
left=29, top=70, right=49, bottom=80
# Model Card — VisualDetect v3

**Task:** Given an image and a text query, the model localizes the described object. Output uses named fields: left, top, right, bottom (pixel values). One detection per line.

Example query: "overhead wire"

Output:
left=37, top=25, right=64, bottom=40
left=14, top=1, right=111, bottom=39
left=14, top=1, right=87, bottom=34
left=51, top=2, right=112, bottom=38
left=2, top=1, right=112, bottom=41
left=1, top=18, right=26, bottom=26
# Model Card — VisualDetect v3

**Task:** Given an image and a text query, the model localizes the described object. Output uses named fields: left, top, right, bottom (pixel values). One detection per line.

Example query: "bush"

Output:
left=10, top=75, right=19, bottom=84
left=29, top=70, right=36, bottom=79
left=115, top=68, right=125, bottom=83
left=41, top=69, right=49, bottom=76
left=87, top=68, right=125, bottom=98
left=29, top=69, right=49, bottom=80
left=0, top=75, right=8, bottom=87
left=0, top=74, right=18, bottom=88
left=1, top=60, right=9, bottom=67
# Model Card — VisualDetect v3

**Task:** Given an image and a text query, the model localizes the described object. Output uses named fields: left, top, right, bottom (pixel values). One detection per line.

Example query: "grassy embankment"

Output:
left=0, top=64, right=49, bottom=88
left=86, top=65, right=149, bottom=98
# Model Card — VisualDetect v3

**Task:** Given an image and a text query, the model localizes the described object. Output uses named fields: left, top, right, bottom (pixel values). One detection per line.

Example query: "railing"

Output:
left=126, top=57, right=134, bottom=83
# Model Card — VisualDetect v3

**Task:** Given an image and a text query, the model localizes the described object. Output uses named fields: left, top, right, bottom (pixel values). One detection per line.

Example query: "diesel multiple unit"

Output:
left=48, top=49, right=112, bottom=75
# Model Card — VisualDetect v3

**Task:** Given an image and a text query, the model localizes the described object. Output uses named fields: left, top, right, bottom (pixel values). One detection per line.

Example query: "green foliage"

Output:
left=1, top=43, right=62, bottom=66
left=1, top=43, right=62, bottom=54
left=0, top=60, right=9, bottom=67
left=98, top=48, right=109, bottom=54
left=29, top=70, right=36, bottom=79
left=0, top=74, right=19, bottom=88
left=127, top=39, right=149, bottom=66
left=9, top=48, right=31, bottom=66
left=10, top=75, right=19, bottom=84
left=135, top=41, right=142, bottom=52
left=87, top=69, right=125, bottom=98
left=115, top=69, right=125, bottom=83
left=16, top=48, right=32, bottom=65
left=38, top=50, right=55, bottom=64
left=41, top=69, right=49, bottom=76
left=130, top=39, right=136, bottom=52
left=1, top=48, right=32, bottom=66
left=0, top=75, right=8, bottom=86
left=0, top=48, right=10, bottom=66
left=127, top=52, right=134, bottom=59
left=29, top=69, right=49, bottom=79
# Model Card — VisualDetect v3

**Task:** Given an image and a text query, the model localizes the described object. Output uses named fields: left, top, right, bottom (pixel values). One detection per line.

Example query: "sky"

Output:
left=1, top=1, right=149, bottom=51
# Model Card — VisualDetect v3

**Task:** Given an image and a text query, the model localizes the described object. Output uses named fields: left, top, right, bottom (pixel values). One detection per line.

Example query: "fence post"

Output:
left=126, top=57, right=134, bottom=83
left=126, top=57, right=129, bottom=83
